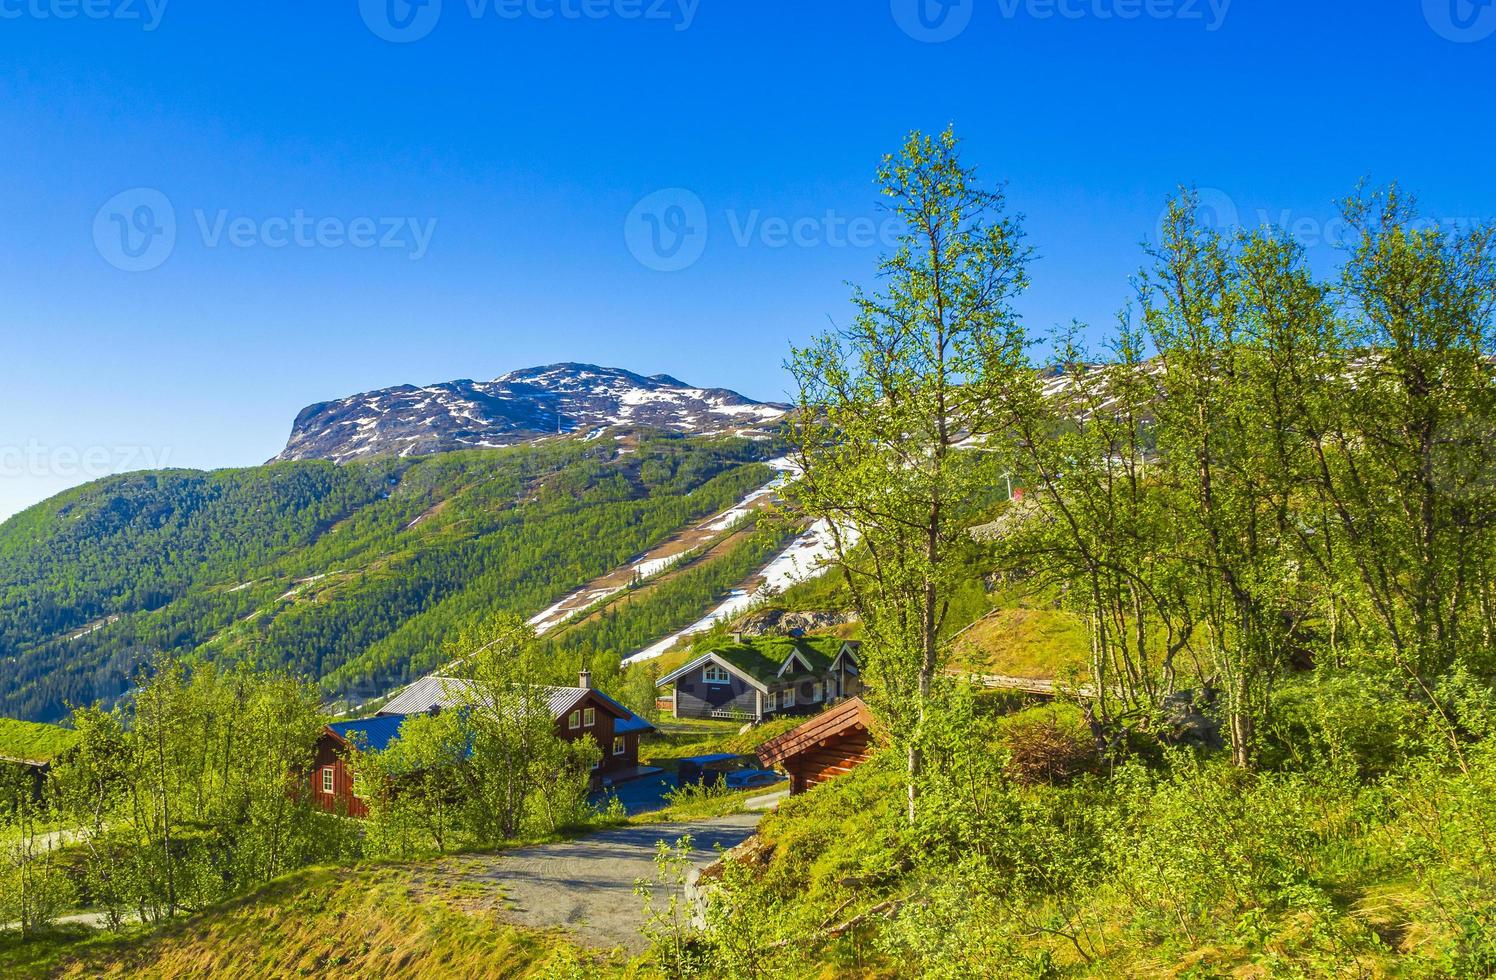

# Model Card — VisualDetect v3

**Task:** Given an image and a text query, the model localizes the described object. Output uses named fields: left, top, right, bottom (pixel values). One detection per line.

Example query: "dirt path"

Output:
left=431, top=813, right=763, bottom=952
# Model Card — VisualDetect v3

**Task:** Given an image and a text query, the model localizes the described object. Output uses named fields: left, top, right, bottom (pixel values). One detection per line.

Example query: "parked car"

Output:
left=723, top=767, right=784, bottom=790
left=677, top=753, right=785, bottom=791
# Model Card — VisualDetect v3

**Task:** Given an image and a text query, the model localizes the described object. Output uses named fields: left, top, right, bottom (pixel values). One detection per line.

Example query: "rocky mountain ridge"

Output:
left=274, top=363, right=790, bottom=463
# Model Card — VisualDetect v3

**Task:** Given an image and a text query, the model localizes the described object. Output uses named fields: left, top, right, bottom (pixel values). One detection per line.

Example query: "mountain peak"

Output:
left=274, top=364, right=788, bottom=463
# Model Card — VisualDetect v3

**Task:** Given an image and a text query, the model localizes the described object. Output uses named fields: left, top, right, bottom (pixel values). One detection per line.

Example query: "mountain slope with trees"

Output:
left=0, top=432, right=780, bottom=721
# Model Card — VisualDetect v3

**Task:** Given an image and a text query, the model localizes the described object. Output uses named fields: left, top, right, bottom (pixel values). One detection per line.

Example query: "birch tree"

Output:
left=786, top=127, right=1031, bottom=822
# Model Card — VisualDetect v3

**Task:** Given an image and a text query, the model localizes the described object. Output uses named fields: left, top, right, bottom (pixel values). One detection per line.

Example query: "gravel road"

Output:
left=438, top=812, right=763, bottom=952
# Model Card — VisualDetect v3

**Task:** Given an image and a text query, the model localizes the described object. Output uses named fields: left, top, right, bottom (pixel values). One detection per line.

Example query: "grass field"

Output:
left=949, top=606, right=1091, bottom=679
left=0, top=718, right=80, bottom=762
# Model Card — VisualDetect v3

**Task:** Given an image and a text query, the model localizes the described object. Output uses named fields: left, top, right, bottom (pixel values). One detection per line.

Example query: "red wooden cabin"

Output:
left=308, top=672, right=655, bottom=818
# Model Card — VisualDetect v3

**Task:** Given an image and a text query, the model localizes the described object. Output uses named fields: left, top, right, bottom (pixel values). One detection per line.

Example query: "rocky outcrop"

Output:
left=731, top=608, right=859, bottom=638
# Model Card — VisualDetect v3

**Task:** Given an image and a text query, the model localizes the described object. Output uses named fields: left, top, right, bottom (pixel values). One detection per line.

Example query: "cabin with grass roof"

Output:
left=655, top=635, right=862, bottom=722
left=0, top=718, right=81, bottom=807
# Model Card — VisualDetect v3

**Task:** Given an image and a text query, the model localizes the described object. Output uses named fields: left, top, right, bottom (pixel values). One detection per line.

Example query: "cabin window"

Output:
left=782, top=688, right=796, bottom=708
left=584, top=707, right=596, bottom=727
left=767, top=691, right=778, bottom=711
left=568, top=710, right=581, bottom=729
left=613, top=736, right=626, bottom=756
left=703, top=664, right=730, bottom=685
left=321, top=767, right=334, bottom=794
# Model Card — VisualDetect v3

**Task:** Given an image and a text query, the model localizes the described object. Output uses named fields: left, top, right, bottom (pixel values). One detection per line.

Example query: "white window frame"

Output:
left=613, top=736, right=627, bottom=757
left=767, top=691, right=778, bottom=711
left=321, top=767, right=334, bottom=794
left=568, top=710, right=581, bottom=730
left=703, top=664, right=731, bottom=685
left=584, top=707, right=596, bottom=727
left=782, top=687, right=796, bottom=709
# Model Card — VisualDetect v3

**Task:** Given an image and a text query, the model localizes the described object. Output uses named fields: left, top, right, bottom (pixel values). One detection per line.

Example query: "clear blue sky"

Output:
left=3, top=0, right=1494, bottom=520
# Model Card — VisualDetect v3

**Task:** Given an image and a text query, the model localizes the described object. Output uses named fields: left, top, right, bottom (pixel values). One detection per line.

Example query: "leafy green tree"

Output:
left=51, top=660, right=334, bottom=922
left=0, top=766, right=75, bottom=937
left=786, top=127, right=1031, bottom=821
left=355, top=707, right=469, bottom=855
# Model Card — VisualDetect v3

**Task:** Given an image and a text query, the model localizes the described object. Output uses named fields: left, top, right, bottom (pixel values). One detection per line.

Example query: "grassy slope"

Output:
left=732, top=728, right=1489, bottom=977
left=0, top=718, right=79, bottom=762
left=12, top=864, right=635, bottom=980
left=950, top=606, right=1091, bottom=679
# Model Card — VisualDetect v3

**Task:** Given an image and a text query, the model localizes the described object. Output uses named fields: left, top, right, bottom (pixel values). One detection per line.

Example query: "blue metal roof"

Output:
left=590, top=689, right=656, bottom=736
left=328, top=715, right=408, bottom=753
left=614, top=714, right=654, bottom=735
left=329, top=687, right=655, bottom=754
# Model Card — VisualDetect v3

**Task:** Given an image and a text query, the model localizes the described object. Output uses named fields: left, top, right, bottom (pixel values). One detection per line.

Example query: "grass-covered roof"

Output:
left=0, top=717, right=81, bottom=762
left=705, top=635, right=852, bottom=684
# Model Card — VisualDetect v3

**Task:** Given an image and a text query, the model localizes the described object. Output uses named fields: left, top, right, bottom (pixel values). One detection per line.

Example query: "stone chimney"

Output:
left=579, top=669, right=593, bottom=690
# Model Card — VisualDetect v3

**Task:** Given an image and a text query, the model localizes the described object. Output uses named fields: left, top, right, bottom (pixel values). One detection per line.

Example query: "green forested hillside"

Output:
left=0, top=432, right=778, bottom=721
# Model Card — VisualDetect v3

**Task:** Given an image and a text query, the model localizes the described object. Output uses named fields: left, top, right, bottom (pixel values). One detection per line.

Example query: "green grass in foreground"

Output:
left=7, top=864, right=637, bottom=980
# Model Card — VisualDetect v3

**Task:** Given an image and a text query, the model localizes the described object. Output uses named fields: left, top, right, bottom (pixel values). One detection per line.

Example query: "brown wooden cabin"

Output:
left=0, top=756, right=51, bottom=811
left=309, top=672, right=656, bottom=818
left=756, top=697, right=876, bottom=795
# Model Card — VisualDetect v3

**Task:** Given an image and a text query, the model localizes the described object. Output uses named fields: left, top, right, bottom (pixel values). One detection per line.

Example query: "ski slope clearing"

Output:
left=623, top=519, right=853, bottom=665
left=526, top=458, right=798, bottom=636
